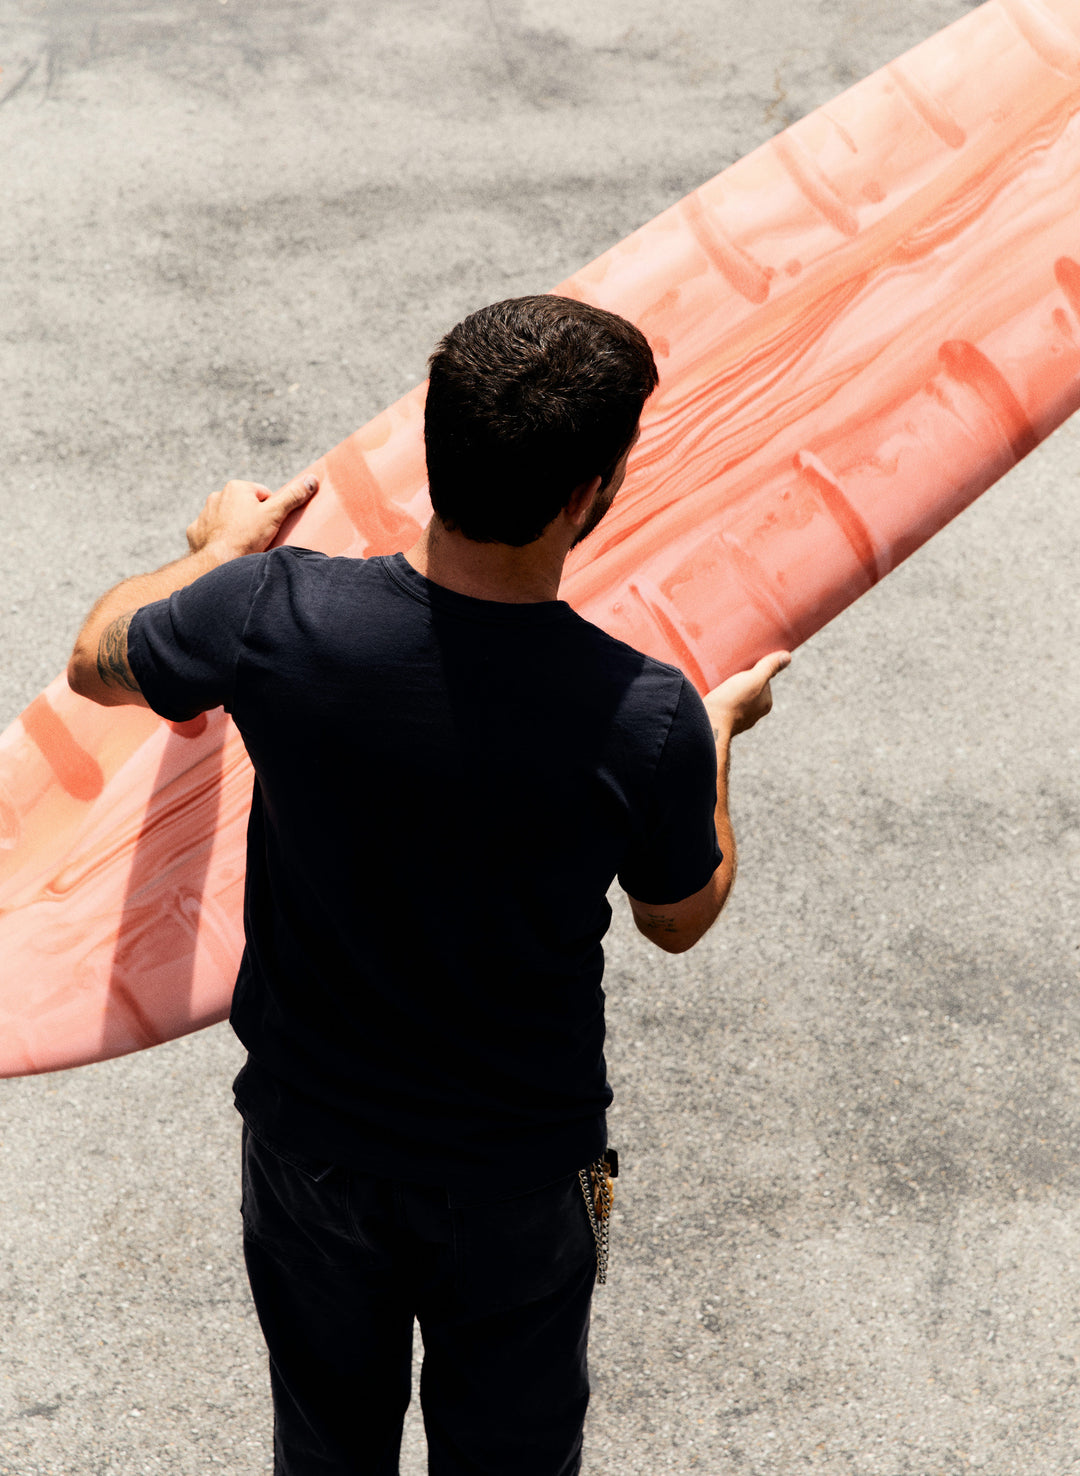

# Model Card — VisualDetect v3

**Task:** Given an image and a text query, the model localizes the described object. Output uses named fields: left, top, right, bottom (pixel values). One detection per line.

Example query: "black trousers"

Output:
left=240, top=1126, right=598, bottom=1475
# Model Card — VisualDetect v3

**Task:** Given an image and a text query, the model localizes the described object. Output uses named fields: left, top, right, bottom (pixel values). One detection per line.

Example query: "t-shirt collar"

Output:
left=379, top=551, right=575, bottom=625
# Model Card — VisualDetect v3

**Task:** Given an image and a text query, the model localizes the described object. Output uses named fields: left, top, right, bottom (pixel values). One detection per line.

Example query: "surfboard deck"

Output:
left=2, top=0, right=1079, bottom=1077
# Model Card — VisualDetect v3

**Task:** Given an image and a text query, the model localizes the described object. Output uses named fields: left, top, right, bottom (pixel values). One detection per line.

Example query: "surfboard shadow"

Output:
left=100, top=713, right=226, bottom=1062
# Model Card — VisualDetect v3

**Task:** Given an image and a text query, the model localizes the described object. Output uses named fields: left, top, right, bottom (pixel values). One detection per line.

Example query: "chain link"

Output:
left=578, top=1151, right=617, bottom=1284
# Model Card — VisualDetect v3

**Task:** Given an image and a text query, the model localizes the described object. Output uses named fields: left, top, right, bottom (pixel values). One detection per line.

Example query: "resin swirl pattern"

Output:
left=2, top=0, right=1079, bottom=1075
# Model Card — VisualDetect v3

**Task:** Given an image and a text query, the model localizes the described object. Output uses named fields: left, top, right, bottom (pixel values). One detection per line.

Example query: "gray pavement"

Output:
left=1, top=1, right=1078, bottom=1472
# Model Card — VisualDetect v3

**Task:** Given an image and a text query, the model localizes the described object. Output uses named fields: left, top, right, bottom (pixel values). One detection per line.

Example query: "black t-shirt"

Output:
left=129, top=549, right=721, bottom=1186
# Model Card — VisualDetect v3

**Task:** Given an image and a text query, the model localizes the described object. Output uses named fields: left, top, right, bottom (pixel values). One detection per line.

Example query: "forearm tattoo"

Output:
left=96, top=612, right=141, bottom=693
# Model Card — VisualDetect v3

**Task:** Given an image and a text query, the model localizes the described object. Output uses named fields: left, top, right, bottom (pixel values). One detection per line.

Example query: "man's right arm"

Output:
left=626, top=650, right=790, bottom=954
left=67, top=474, right=318, bottom=709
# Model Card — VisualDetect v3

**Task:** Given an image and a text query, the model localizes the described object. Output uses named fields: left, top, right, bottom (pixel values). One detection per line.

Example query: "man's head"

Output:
left=424, top=295, right=658, bottom=547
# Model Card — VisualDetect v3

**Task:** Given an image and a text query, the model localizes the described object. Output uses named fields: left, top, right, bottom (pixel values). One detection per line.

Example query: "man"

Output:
left=68, top=295, right=788, bottom=1475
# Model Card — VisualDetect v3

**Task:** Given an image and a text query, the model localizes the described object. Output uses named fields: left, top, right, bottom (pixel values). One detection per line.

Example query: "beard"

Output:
left=570, top=483, right=617, bottom=548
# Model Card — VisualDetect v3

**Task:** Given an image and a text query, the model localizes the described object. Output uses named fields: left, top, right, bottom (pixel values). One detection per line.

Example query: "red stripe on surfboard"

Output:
left=680, top=194, right=772, bottom=305
left=888, top=63, right=967, bottom=149
left=771, top=132, right=860, bottom=238
left=794, top=451, right=881, bottom=588
left=323, top=438, right=423, bottom=556
left=21, top=695, right=105, bottom=803
left=998, top=0, right=1080, bottom=78
left=938, top=340, right=1039, bottom=463
left=1055, top=256, right=1080, bottom=323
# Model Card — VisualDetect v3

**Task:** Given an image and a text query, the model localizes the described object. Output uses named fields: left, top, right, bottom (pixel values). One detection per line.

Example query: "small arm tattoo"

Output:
left=638, top=910, right=680, bottom=934
left=96, top=612, right=141, bottom=693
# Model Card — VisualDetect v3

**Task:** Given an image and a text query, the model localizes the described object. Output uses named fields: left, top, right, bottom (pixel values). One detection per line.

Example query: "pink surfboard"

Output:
left=2, top=0, right=1080, bottom=1077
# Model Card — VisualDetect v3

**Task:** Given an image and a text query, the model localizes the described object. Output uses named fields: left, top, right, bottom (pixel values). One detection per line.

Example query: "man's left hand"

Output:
left=186, top=473, right=320, bottom=562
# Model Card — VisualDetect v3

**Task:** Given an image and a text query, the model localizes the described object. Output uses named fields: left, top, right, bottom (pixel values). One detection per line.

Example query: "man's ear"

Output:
left=564, top=475, right=603, bottom=529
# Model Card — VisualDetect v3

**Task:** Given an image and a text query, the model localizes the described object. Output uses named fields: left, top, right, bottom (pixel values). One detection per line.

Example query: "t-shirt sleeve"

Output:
left=126, top=553, right=268, bottom=721
left=616, top=676, right=723, bottom=904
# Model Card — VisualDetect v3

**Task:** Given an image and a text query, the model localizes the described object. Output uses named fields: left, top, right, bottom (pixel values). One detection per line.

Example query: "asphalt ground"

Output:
left=1, top=2, right=1078, bottom=1472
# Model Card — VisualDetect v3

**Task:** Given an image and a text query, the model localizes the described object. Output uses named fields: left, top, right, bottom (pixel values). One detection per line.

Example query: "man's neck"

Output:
left=403, top=517, right=568, bottom=604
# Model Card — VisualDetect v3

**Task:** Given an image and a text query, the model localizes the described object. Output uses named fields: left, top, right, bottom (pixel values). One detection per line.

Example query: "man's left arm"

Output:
left=68, top=473, right=318, bottom=707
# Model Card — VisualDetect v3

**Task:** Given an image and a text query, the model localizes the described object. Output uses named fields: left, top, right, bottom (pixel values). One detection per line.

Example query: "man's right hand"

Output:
left=703, top=650, right=791, bottom=740
left=186, top=473, right=320, bottom=564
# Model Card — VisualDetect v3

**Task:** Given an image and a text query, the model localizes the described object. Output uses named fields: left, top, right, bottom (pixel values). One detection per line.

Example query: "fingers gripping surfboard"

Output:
left=3, top=0, right=1080, bottom=1076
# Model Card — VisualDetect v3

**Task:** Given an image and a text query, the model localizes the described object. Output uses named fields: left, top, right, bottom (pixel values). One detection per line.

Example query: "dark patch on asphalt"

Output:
left=17, top=1396, right=61, bottom=1419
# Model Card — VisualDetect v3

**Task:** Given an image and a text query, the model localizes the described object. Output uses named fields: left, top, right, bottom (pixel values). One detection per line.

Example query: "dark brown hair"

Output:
left=424, top=295, right=658, bottom=546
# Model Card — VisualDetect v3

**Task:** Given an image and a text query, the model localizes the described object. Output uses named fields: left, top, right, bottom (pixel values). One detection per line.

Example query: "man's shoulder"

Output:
left=565, top=610, right=693, bottom=692
left=249, top=547, right=392, bottom=601
left=256, top=545, right=330, bottom=577
left=196, top=550, right=398, bottom=660
left=558, top=612, right=702, bottom=741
